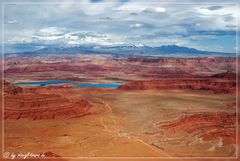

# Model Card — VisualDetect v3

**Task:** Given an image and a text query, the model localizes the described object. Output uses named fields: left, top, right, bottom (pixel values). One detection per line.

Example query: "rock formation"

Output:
left=4, top=81, right=92, bottom=120
left=4, top=80, right=23, bottom=95
left=118, top=76, right=236, bottom=94
left=158, top=112, right=236, bottom=144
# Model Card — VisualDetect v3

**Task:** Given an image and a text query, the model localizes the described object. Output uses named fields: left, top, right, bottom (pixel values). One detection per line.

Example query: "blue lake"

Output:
left=15, top=80, right=71, bottom=86
left=15, top=80, right=121, bottom=88
left=74, top=83, right=121, bottom=88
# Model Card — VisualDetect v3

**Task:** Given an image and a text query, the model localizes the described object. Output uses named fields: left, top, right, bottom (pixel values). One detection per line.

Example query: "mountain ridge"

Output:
left=5, top=44, right=235, bottom=57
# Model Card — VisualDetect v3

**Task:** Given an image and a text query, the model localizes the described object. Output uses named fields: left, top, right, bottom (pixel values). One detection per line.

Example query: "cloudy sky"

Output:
left=1, top=0, right=239, bottom=53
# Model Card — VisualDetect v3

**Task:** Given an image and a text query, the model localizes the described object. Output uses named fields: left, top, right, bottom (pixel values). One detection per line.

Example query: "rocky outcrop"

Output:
left=4, top=80, right=23, bottom=95
left=4, top=94, right=91, bottom=120
left=211, top=72, right=236, bottom=79
left=224, top=102, right=236, bottom=109
left=118, top=77, right=236, bottom=93
left=158, top=112, right=236, bottom=144
left=4, top=81, right=92, bottom=120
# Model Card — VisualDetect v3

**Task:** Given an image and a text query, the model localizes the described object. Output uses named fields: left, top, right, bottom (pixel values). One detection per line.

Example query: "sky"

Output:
left=1, top=0, right=239, bottom=54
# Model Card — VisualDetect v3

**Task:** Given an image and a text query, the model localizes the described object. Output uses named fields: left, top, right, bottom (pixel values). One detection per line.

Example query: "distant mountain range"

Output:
left=6, top=45, right=235, bottom=57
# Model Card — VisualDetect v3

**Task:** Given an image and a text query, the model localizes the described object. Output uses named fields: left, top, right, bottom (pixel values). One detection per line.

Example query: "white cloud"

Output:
left=3, top=1, right=238, bottom=53
left=197, top=6, right=236, bottom=16
left=155, top=7, right=166, bottom=13
left=68, top=40, right=80, bottom=45
left=6, top=20, right=18, bottom=24
left=7, top=37, right=32, bottom=44
left=13, top=27, right=126, bottom=46
left=135, top=42, right=145, bottom=47
left=33, top=35, right=65, bottom=41
left=130, top=23, right=143, bottom=28
left=37, top=27, right=64, bottom=36
left=67, top=34, right=125, bottom=46
left=142, top=7, right=166, bottom=14
left=114, top=3, right=146, bottom=12
left=64, top=33, right=78, bottom=40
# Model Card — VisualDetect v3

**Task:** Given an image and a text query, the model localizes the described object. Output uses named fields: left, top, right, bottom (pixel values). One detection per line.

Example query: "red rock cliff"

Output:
left=118, top=76, right=236, bottom=94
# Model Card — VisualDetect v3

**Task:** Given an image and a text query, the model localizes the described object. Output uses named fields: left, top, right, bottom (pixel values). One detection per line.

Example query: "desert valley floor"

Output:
left=2, top=54, right=238, bottom=158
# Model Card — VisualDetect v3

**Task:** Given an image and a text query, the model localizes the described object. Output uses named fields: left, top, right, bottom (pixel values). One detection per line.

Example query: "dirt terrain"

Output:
left=2, top=54, right=238, bottom=158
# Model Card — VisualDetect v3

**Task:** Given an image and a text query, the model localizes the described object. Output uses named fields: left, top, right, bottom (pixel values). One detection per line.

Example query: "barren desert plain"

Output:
left=2, top=53, right=238, bottom=160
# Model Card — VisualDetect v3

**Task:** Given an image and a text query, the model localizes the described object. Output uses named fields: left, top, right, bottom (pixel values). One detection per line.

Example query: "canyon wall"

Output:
left=4, top=81, right=92, bottom=120
left=118, top=75, right=236, bottom=94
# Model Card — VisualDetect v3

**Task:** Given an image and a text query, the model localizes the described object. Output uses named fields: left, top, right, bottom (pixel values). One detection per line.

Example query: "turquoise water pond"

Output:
left=15, top=80, right=70, bottom=86
left=15, top=80, right=121, bottom=88
left=74, top=83, right=121, bottom=88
